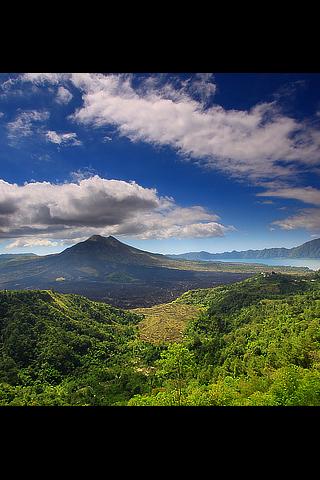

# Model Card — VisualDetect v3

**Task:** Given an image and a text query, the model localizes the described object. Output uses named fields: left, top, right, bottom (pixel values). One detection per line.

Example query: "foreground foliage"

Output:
left=0, top=290, right=150, bottom=405
left=129, top=272, right=320, bottom=405
left=1, top=272, right=320, bottom=406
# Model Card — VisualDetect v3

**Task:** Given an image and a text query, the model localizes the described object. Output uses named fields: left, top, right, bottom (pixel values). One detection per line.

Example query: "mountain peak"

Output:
left=57, top=233, right=165, bottom=267
left=87, top=235, right=118, bottom=243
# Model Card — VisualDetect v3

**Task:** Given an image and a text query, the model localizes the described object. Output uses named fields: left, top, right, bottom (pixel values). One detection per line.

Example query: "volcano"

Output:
left=0, top=235, right=260, bottom=307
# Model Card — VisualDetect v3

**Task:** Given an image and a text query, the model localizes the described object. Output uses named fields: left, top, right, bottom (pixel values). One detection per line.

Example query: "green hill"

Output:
left=128, top=272, right=320, bottom=406
left=1, top=272, right=320, bottom=406
left=0, top=289, right=147, bottom=405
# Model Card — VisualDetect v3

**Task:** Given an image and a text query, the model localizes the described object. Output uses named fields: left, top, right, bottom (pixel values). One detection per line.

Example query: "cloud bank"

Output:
left=5, top=238, right=59, bottom=250
left=272, top=208, right=320, bottom=232
left=0, top=175, right=233, bottom=242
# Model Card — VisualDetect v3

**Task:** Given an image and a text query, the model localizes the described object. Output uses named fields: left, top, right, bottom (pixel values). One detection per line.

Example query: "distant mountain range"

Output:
left=168, top=238, right=320, bottom=261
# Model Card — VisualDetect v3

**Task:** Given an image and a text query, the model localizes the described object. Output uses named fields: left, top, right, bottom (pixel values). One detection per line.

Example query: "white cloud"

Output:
left=272, top=208, right=320, bottom=232
left=7, top=110, right=50, bottom=140
left=129, top=220, right=233, bottom=240
left=21, top=73, right=68, bottom=85
left=257, top=186, right=320, bottom=233
left=45, top=130, right=82, bottom=146
left=70, top=168, right=97, bottom=181
left=17, top=72, right=320, bottom=184
left=55, top=86, right=73, bottom=104
left=258, top=186, right=320, bottom=206
left=65, top=73, right=320, bottom=183
left=181, top=73, right=217, bottom=104
left=8, top=72, right=320, bottom=238
left=0, top=175, right=233, bottom=241
left=5, top=238, right=59, bottom=250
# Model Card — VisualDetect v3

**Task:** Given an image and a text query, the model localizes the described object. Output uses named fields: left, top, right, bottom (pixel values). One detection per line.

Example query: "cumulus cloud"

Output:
left=55, top=86, right=73, bottom=104
left=5, top=238, right=59, bottom=250
left=45, top=130, right=82, bottom=146
left=0, top=176, right=232, bottom=242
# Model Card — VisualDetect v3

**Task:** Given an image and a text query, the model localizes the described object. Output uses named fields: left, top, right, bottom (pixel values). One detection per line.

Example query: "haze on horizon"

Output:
left=0, top=72, right=320, bottom=256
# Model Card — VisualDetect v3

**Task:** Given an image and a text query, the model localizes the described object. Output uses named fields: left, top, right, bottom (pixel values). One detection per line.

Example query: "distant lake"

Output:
left=209, top=258, right=320, bottom=271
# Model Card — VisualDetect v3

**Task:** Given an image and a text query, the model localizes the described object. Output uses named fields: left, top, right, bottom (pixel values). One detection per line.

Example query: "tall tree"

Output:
left=156, top=343, right=196, bottom=405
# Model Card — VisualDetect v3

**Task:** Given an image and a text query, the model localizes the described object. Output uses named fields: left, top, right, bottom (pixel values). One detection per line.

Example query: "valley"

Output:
left=1, top=270, right=319, bottom=406
left=1, top=234, right=319, bottom=406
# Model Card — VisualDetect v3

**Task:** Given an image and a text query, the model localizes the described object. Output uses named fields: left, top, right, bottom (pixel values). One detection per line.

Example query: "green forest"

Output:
left=1, top=271, right=320, bottom=406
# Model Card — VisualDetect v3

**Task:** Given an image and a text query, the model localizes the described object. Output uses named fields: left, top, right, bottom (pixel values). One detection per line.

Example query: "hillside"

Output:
left=0, top=253, right=38, bottom=266
left=132, top=302, right=203, bottom=344
left=0, top=289, right=146, bottom=405
left=132, top=271, right=320, bottom=344
left=128, top=271, right=320, bottom=406
left=1, top=271, right=320, bottom=406
left=169, top=237, right=320, bottom=260
left=57, top=235, right=167, bottom=267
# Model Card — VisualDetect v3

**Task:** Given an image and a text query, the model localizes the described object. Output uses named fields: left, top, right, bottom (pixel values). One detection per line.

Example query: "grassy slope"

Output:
left=131, top=271, right=318, bottom=344
left=129, top=271, right=320, bottom=406
left=132, top=302, right=203, bottom=344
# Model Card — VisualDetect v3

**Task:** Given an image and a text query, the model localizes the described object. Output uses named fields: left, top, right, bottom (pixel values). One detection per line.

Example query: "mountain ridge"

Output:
left=168, top=237, right=320, bottom=261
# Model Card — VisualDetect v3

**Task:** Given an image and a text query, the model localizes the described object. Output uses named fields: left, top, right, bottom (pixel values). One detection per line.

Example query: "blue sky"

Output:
left=0, top=72, right=320, bottom=255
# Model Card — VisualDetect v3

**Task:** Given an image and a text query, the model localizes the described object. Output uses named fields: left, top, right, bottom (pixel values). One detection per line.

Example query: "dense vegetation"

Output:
left=1, top=271, right=320, bottom=406
left=129, top=272, right=320, bottom=405
left=0, top=290, right=151, bottom=405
